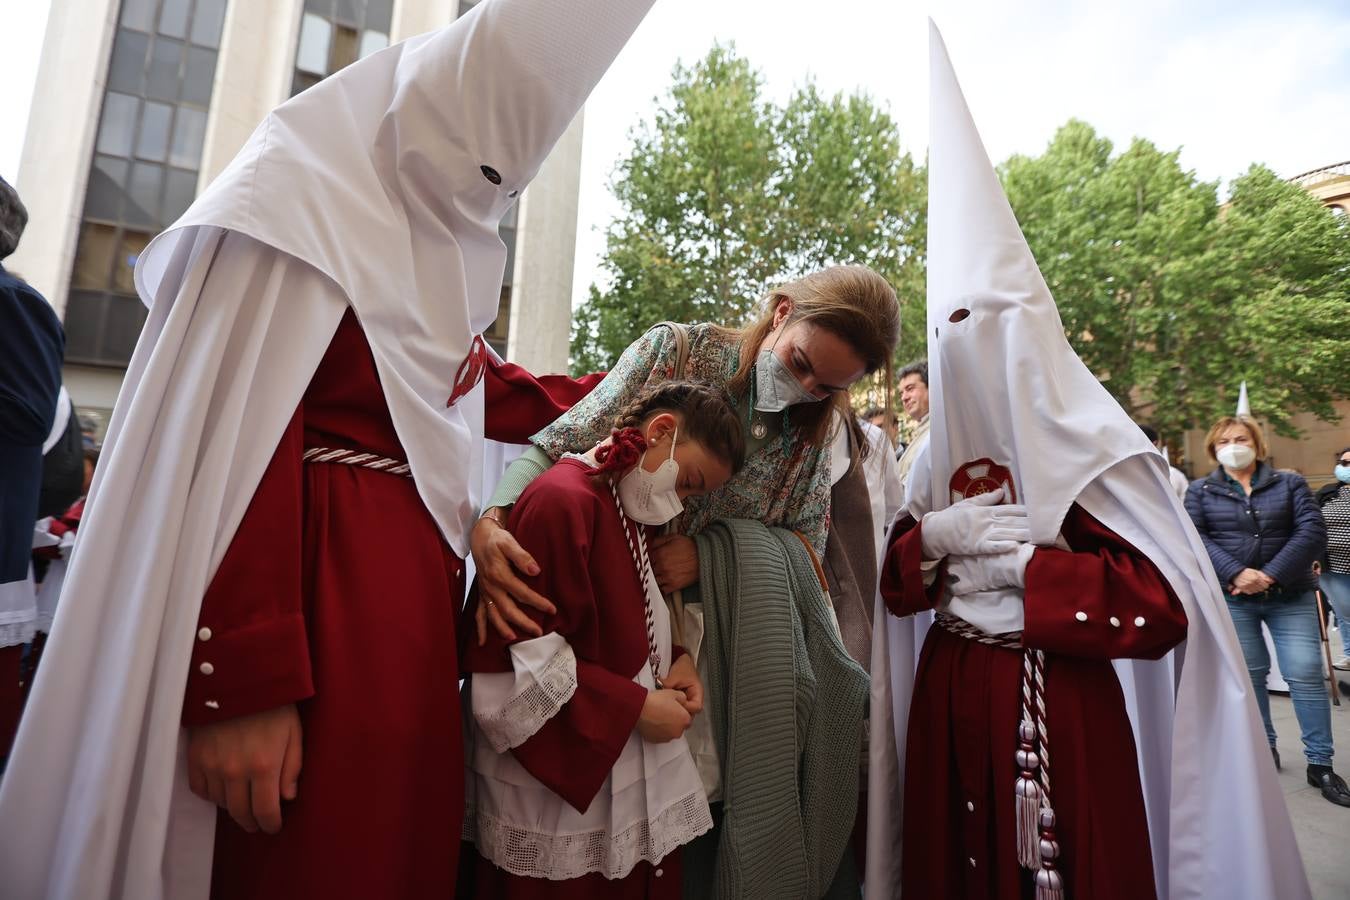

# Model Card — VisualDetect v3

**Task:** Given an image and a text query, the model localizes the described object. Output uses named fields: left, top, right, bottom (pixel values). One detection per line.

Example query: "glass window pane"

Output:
left=296, top=14, right=332, bottom=75
left=63, top=291, right=110, bottom=364
left=95, top=92, right=140, bottom=157
left=147, top=37, right=184, bottom=102
left=168, top=107, right=207, bottom=168
left=336, top=0, right=364, bottom=27
left=365, top=0, right=392, bottom=29
left=182, top=46, right=218, bottom=106
left=72, top=223, right=119, bottom=290
left=162, top=168, right=198, bottom=222
left=135, top=101, right=173, bottom=161
left=331, top=25, right=359, bottom=72
left=125, top=162, right=164, bottom=227
left=158, top=0, right=191, bottom=38
left=108, top=28, right=150, bottom=94
left=304, top=0, right=334, bottom=13
left=290, top=71, right=321, bottom=98
left=104, top=294, right=151, bottom=363
left=190, top=0, right=227, bottom=47
left=358, top=30, right=388, bottom=59
left=114, top=230, right=154, bottom=294
left=85, top=155, right=129, bottom=220
left=120, top=0, right=156, bottom=30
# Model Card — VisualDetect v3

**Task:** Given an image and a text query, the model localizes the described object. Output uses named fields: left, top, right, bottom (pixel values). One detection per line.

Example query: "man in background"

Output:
left=895, top=359, right=930, bottom=497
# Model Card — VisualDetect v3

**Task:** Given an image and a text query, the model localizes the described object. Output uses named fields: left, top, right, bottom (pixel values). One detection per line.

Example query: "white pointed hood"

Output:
left=136, top=0, right=654, bottom=555
left=869, top=22, right=1309, bottom=899
left=1237, top=380, right=1252, bottom=416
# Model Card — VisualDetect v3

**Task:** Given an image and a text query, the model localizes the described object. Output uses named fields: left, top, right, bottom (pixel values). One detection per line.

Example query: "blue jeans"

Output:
left=1321, top=572, right=1350, bottom=657
left=1226, top=591, right=1334, bottom=766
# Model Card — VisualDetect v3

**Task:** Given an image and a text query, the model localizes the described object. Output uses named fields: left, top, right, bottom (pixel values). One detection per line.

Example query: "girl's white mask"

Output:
left=618, top=426, right=684, bottom=525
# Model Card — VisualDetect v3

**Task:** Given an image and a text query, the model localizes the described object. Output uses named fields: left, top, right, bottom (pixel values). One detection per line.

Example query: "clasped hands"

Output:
left=921, top=489, right=1034, bottom=595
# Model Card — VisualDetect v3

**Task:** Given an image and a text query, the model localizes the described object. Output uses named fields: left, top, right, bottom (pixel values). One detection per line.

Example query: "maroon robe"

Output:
left=880, top=504, right=1188, bottom=900
left=460, top=458, right=686, bottom=900
left=182, top=310, right=589, bottom=900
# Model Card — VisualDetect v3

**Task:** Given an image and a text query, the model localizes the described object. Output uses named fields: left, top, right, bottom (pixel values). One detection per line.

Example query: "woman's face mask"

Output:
left=1216, top=443, right=1256, bottom=471
left=751, top=318, right=866, bottom=413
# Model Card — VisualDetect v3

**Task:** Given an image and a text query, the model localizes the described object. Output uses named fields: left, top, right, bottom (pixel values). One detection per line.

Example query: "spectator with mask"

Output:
left=1317, top=447, right=1350, bottom=670
left=0, top=175, right=64, bottom=753
left=1185, top=416, right=1347, bottom=806
left=894, top=359, right=929, bottom=497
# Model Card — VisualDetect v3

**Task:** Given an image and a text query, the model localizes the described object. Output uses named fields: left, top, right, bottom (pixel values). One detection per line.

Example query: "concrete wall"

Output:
left=507, top=111, right=584, bottom=375
left=8, top=0, right=120, bottom=317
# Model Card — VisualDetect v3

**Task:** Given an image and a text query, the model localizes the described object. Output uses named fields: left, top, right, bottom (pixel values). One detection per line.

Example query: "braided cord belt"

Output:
left=933, top=610, right=1065, bottom=899
left=303, top=447, right=412, bottom=478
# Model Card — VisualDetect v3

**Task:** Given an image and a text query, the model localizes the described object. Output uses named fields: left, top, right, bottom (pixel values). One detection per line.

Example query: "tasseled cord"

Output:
left=1017, top=647, right=1065, bottom=900
left=590, top=427, right=647, bottom=479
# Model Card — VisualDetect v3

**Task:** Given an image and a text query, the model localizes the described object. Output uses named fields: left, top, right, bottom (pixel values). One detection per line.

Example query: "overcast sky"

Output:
left=4, top=0, right=1348, bottom=309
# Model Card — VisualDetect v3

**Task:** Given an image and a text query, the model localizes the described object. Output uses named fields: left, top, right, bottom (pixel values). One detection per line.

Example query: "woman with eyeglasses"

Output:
left=1185, top=416, right=1348, bottom=807
left=1317, top=447, right=1350, bottom=671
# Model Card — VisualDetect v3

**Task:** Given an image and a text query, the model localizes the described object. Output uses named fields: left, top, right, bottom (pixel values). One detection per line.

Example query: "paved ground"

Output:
left=1271, top=678, right=1350, bottom=899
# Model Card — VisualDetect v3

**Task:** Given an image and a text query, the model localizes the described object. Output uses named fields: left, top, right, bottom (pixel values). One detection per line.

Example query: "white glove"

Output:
left=920, top=489, right=1030, bottom=559
left=945, top=543, right=1036, bottom=596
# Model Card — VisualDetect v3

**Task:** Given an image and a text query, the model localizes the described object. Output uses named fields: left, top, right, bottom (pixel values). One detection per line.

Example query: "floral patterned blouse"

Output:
left=531, top=324, right=833, bottom=554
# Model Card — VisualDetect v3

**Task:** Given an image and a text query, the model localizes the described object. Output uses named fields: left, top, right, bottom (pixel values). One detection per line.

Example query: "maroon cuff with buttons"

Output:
left=181, top=612, right=315, bottom=728
left=880, top=516, right=947, bottom=619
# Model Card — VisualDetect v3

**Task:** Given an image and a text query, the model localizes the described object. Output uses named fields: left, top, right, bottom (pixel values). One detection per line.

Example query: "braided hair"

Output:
left=592, top=380, right=746, bottom=478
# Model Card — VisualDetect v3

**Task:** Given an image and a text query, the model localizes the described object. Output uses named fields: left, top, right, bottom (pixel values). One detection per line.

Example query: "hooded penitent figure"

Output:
left=864, top=21, right=1309, bottom=900
left=0, top=2, right=652, bottom=898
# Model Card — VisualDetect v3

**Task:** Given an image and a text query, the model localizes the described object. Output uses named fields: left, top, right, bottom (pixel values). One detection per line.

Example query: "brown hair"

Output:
left=1203, top=415, right=1268, bottom=464
left=613, top=380, right=747, bottom=474
left=720, top=265, right=900, bottom=447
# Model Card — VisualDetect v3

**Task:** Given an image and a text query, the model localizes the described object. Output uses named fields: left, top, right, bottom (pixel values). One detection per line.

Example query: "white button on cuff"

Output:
left=655, top=869, right=664, bottom=878
left=1074, top=611, right=1088, bottom=622
left=966, top=801, right=975, bottom=812
left=199, top=662, right=215, bottom=675
left=969, top=857, right=977, bottom=868
left=1134, top=616, right=1146, bottom=626
left=198, top=627, right=213, bottom=641
left=204, top=700, right=219, bottom=709
left=1109, top=616, right=1120, bottom=627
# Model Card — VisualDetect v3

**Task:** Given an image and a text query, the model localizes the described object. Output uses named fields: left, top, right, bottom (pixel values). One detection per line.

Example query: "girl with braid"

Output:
left=460, top=381, right=746, bottom=899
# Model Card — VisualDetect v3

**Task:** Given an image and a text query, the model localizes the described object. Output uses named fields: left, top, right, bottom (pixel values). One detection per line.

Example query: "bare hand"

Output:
left=186, top=704, right=303, bottom=835
left=471, top=512, right=555, bottom=645
left=1230, top=567, right=1275, bottom=596
left=637, top=689, right=693, bottom=743
left=650, top=534, right=699, bottom=594
left=663, top=654, right=704, bottom=716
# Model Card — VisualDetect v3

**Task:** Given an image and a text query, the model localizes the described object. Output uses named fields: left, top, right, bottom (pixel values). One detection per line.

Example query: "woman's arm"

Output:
left=1261, top=476, right=1328, bottom=589
left=1184, top=480, right=1246, bottom=587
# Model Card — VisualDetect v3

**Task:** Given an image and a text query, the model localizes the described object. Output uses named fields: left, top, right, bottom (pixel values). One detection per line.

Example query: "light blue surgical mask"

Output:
left=1335, top=464, right=1350, bottom=485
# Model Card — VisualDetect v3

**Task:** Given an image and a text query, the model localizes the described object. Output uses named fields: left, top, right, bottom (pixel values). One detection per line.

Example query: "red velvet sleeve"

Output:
left=1022, top=504, right=1188, bottom=660
left=879, top=514, right=946, bottom=619
left=464, top=482, right=647, bottom=814
left=182, top=404, right=314, bottom=728
left=483, top=356, right=604, bottom=444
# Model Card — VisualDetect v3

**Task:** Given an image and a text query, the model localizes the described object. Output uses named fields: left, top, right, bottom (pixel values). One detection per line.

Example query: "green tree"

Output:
left=1001, top=121, right=1349, bottom=438
left=571, top=45, right=926, bottom=375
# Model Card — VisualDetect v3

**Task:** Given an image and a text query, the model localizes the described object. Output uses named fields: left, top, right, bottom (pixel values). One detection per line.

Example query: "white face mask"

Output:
left=1217, top=443, right=1256, bottom=470
left=617, top=426, right=684, bottom=525
left=753, top=329, right=824, bottom=413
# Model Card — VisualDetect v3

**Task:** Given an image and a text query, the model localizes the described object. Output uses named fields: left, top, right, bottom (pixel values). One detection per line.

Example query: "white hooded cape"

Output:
left=866, top=22, right=1309, bottom=900
left=0, top=1, right=654, bottom=897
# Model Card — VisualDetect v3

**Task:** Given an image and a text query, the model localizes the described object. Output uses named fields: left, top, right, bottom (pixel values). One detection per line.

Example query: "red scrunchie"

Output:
left=591, top=427, right=648, bottom=478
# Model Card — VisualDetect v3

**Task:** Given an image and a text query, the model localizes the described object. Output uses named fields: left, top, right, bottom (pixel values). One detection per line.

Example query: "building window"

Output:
left=65, top=0, right=228, bottom=367
left=290, top=0, right=392, bottom=97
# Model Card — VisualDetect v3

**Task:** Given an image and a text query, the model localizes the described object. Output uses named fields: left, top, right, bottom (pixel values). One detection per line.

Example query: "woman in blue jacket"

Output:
left=1185, top=415, right=1350, bottom=807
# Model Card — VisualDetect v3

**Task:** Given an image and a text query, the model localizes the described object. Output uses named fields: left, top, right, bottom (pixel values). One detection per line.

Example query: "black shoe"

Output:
left=1306, top=766, right=1350, bottom=807
left=1272, top=746, right=1281, bottom=771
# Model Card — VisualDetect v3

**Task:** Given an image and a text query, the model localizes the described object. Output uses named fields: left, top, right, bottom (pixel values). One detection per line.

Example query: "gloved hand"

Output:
left=945, top=543, right=1036, bottom=596
left=920, top=489, right=1030, bottom=559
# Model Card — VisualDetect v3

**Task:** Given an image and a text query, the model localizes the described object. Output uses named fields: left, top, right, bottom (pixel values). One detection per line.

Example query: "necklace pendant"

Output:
left=751, top=419, right=768, bottom=440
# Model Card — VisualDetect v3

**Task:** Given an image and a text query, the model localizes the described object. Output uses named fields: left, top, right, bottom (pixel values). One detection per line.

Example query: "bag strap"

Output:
left=654, top=321, right=691, bottom=380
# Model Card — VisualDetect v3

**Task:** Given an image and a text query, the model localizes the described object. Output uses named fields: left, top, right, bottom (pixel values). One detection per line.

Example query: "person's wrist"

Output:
left=478, top=507, right=507, bottom=530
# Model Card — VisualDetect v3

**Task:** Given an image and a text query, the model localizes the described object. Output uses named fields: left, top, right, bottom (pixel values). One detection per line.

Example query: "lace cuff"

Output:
left=474, top=633, right=578, bottom=752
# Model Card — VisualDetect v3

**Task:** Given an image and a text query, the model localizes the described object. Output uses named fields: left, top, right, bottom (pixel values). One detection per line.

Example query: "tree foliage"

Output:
left=571, top=45, right=926, bottom=375
left=1001, top=121, right=1350, bottom=438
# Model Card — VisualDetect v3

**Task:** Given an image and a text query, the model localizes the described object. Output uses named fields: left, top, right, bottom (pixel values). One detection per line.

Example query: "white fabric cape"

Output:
left=865, top=22, right=1309, bottom=899
left=0, top=1, right=654, bottom=896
